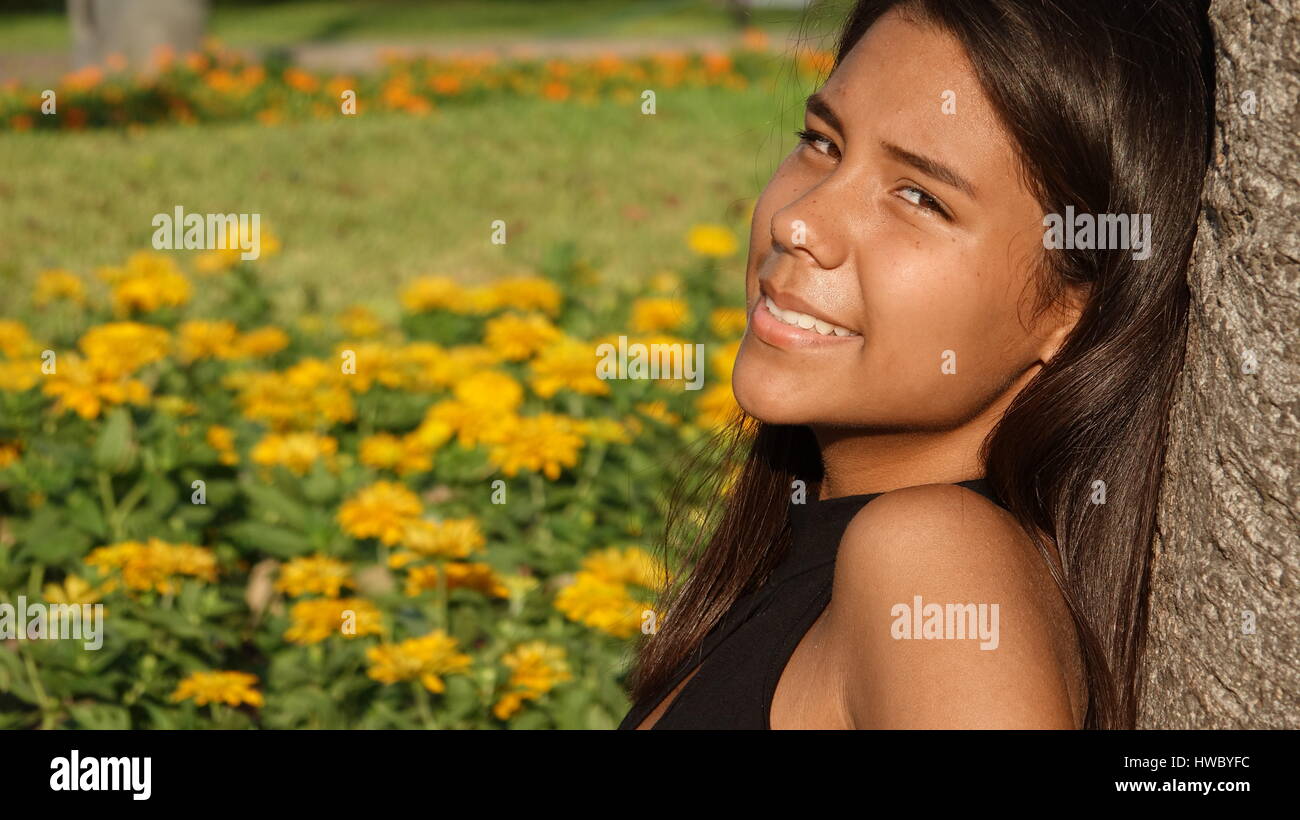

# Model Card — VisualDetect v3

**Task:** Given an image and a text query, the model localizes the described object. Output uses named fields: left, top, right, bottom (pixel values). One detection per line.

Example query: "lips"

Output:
left=758, top=283, right=859, bottom=335
left=761, top=295, right=857, bottom=337
left=748, top=283, right=862, bottom=349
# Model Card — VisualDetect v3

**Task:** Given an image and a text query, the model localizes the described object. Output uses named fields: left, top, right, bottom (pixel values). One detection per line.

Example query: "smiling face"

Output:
left=733, top=8, right=1078, bottom=432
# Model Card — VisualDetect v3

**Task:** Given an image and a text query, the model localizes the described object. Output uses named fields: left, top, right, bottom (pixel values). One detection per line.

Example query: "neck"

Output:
left=810, top=364, right=1038, bottom=500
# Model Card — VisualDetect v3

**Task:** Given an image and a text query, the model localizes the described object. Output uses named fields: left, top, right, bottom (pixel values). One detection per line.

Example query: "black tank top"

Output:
left=617, top=478, right=1006, bottom=730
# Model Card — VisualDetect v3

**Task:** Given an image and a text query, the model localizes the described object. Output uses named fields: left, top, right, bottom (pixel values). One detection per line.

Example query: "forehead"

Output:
left=816, top=9, right=1018, bottom=190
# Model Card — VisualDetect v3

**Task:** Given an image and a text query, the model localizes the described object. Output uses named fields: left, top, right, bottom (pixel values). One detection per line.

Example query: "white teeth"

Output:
left=764, top=295, right=858, bottom=337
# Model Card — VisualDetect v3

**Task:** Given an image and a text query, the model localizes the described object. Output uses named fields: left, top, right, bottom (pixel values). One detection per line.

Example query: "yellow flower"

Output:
left=400, top=517, right=486, bottom=559
left=404, top=561, right=509, bottom=598
left=42, top=354, right=151, bottom=419
left=631, top=297, right=689, bottom=332
left=79, top=322, right=171, bottom=372
left=648, top=270, right=681, bottom=293
left=493, top=641, right=573, bottom=720
left=460, top=285, right=502, bottom=314
left=85, top=538, right=218, bottom=595
left=409, top=415, right=454, bottom=449
left=33, top=269, right=86, bottom=307
left=581, top=546, right=664, bottom=590
left=227, top=358, right=355, bottom=430
left=553, top=572, right=649, bottom=639
left=0, top=320, right=38, bottom=359
left=97, top=251, right=191, bottom=314
left=453, top=369, right=523, bottom=410
left=711, top=339, right=741, bottom=382
left=384, top=342, right=445, bottom=391
left=359, top=432, right=403, bottom=470
left=529, top=337, right=610, bottom=398
left=324, top=341, right=384, bottom=392
left=488, top=275, right=561, bottom=315
left=251, top=431, right=338, bottom=475
left=284, top=597, right=382, bottom=644
left=400, top=275, right=471, bottom=313
left=426, top=345, right=503, bottom=388
left=337, top=481, right=423, bottom=545
left=483, top=312, right=562, bottom=361
left=0, top=359, right=42, bottom=392
left=485, top=413, right=585, bottom=480
left=695, top=383, right=742, bottom=429
left=275, top=554, right=353, bottom=598
left=710, top=306, right=748, bottom=337
left=686, top=223, right=738, bottom=257
left=171, top=670, right=263, bottom=707
left=426, top=399, right=516, bottom=448
left=635, top=400, right=682, bottom=425
left=177, top=319, right=240, bottom=362
left=338, top=305, right=385, bottom=338
left=192, top=224, right=280, bottom=273
left=366, top=630, right=472, bottom=693
left=0, top=441, right=21, bottom=468
left=206, top=424, right=239, bottom=465
left=42, top=574, right=104, bottom=606
left=230, top=326, right=289, bottom=358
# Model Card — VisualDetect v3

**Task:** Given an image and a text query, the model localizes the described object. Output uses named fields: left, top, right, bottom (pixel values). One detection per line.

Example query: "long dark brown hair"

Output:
left=625, top=0, right=1215, bottom=729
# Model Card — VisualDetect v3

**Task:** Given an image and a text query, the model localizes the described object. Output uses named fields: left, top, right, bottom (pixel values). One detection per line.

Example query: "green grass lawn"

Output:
left=0, top=0, right=855, bottom=52
left=0, top=80, right=814, bottom=322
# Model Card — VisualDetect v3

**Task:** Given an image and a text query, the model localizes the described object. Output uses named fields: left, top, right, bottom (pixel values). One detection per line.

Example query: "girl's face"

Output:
left=733, top=9, right=1078, bottom=431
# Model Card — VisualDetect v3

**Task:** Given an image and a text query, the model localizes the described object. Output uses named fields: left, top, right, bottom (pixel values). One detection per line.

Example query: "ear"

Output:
left=1035, top=282, right=1090, bottom=366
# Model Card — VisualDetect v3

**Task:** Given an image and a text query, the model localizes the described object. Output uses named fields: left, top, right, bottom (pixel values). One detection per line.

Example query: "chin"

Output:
left=732, top=364, right=814, bottom=426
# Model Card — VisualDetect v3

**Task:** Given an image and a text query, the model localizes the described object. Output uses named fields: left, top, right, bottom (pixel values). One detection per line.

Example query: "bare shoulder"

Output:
left=823, top=483, right=1082, bottom=729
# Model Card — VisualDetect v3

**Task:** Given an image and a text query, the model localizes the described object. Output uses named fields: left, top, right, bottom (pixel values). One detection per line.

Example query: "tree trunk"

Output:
left=69, top=0, right=209, bottom=70
left=1140, top=0, right=1299, bottom=728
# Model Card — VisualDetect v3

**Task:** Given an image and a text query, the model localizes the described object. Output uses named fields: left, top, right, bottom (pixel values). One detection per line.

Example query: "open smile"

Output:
left=748, top=287, right=862, bottom=350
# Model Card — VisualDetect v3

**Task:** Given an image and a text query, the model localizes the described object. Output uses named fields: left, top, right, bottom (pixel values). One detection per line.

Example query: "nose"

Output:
left=768, top=181, right=849, bottom=271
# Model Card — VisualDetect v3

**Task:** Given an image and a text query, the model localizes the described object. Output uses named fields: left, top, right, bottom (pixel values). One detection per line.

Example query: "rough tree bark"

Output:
left=1141, top=0, right=1298, bottom=728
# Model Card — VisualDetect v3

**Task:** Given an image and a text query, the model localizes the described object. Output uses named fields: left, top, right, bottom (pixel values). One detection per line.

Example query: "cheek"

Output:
left=862, top=245, right=1019, bottom=411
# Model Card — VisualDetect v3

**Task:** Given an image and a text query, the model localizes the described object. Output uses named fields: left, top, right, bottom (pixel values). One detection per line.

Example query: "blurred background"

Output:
left=0, top=1, right=849, bottom=729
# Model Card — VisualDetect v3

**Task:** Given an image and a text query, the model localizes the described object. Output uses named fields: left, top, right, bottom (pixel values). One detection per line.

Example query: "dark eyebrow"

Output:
left=880, top=140, right=977, bottom=199
left=806, top=92, right=976, bottom=199
left=804, top=92, right=844, bottom=137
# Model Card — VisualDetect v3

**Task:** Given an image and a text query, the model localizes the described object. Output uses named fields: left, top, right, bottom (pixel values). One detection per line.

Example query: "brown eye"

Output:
left=795, top=129, right=839, bottom=159
left=898, top=185, right=950, bottom=220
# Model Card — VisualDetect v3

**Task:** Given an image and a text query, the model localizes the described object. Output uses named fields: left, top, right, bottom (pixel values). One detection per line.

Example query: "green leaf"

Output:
left=242, top=480, right=309, bottom=530
left=508, top=709, right=551, bottom=730
left=442, top=674, right=479, bottom=721
left=300, top=464, right=339, bottom=504
left=93, top=408, right=138, bottom=474
left=224, top=521, right=313, bottom=558
left=64, top=490, right=107, bottom=539
left=68, top=702, right=131, bottom=730
left=13, top=506, right=92, bottom=564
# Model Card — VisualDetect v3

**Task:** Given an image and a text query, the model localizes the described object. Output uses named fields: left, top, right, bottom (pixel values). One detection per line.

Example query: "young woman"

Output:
left=619, top=0, right=1215, bottom=729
